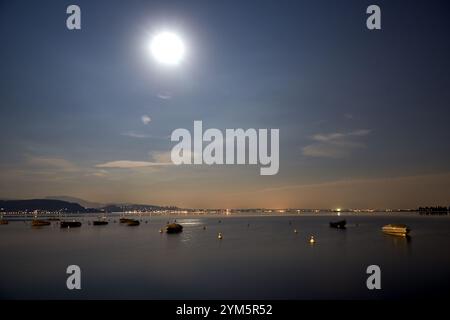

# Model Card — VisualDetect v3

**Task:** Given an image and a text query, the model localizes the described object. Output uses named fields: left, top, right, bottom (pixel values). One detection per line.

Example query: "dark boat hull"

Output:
left=93, top=221, right=108, bottom=226
left=166, top=223, right=183, bottom=233
left=32, top=220, right=51, bottom=227
left=126, top=220, right=140, bottom=226
left=60, top=221, right=82, bottom=228
left=329, top=220, right=346, bottom=229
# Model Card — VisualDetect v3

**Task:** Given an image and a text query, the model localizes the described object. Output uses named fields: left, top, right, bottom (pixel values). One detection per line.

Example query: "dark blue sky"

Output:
left=1, top=0, right=449, bottom=208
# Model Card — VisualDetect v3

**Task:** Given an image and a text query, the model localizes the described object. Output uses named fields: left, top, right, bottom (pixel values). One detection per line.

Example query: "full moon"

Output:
left=150, top=32, right=185, bottom=66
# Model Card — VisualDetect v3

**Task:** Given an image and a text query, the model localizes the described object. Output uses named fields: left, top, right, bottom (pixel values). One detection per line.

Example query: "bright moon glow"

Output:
left=150, top=32, right=185, bottom=66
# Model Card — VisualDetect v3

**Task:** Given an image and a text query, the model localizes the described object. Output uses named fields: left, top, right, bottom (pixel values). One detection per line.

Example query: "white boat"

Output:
left=382, top=224, right=410, bottom=236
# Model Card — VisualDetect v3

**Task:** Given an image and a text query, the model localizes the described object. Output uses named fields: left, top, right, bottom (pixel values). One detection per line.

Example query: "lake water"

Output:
left=0, top=213, right=449, bottom=299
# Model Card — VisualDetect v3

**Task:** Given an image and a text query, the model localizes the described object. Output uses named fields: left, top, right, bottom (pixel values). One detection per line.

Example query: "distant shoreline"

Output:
left=1, top=199, right=448, bottom=216
left=2, top=211, right=449, bottom=220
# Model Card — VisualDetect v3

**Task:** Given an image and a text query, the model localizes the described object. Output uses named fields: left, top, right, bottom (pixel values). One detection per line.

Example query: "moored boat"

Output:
left=120, top=218, right=134, bottom=224
left=126, top=219, right=140, bottom=226
left=329, top=220, right=346, bottom=229
left=166, top=223, right=183, bottom=233
left=93, top=220, right=108, bottom=226
left=60, top=221, right=82, bottom=228
left=32, top=219, right=51, bottom=227
left=0, top=214, right=8, bottom=225
left=382, top=224, right=410, bottom=236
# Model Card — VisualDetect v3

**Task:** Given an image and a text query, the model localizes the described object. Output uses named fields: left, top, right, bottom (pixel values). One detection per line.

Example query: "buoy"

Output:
left=309, top=236, right=315, bottom=244
left=294, top=229, right=298, bottom=234
left=203, top=226, right=206, bottom=230
left=159, top=228, right=163, bottom=233
left=218, top=232, right=223, bottom=240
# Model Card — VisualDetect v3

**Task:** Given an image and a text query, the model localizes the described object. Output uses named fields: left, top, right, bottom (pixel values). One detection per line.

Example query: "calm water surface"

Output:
left=1, top=213, right=449, bottom=299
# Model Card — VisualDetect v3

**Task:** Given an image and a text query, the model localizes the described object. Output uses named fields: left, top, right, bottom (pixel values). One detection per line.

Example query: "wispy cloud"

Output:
left=96, top=151, right=174, bottom=169
left=26, top=156, right=112, bottom=178
left=141, top=115, right=151, bottom=125
left=302, top=129, right=371, bottom=158
left=157, top=93, right=172, bottom=100
left=85, top=169, right=108, bottom=177
left=150, top=151, right=172, bottom=163
left=121, top=131, right=168, bottom=140
left=121, top=131, right=151, bottom=139
left=312, top=129, right=370, bottom=142
left=96, top=161, right=171, bottom=168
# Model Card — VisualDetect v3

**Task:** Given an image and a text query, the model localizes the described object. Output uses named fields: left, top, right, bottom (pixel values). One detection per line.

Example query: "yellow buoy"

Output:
left=218, top=232, right=223, bottom=240
left=309, top=236, right=315, bottom=244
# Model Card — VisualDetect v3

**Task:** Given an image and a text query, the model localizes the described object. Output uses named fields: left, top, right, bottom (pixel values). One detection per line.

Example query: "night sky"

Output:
left=1, top=0, right=449, bottom=208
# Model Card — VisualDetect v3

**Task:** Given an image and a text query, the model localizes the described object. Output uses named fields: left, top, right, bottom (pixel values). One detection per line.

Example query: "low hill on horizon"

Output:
left=0, top=198, right=177, bottom=213
left=0, top=199, right=87, bottom=212
left=45, top=196, right=104, bottom=208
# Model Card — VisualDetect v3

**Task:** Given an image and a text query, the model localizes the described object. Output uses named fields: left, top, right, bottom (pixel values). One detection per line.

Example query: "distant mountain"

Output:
left=45, top=196, right=104, bottom=208
left=0, top=199, right=88, bottom=212
left=0, top=198, right=177, bottom=213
